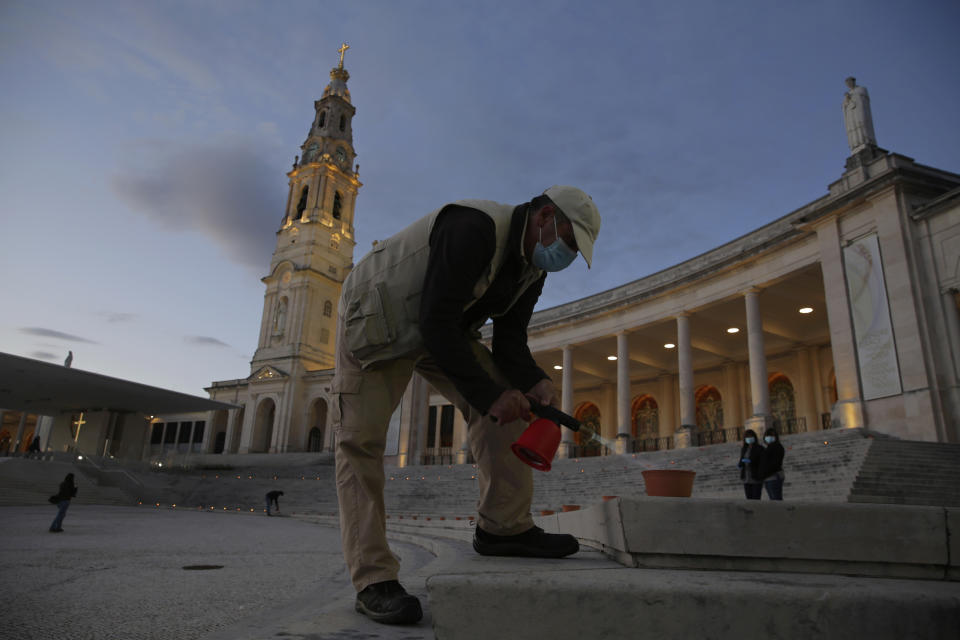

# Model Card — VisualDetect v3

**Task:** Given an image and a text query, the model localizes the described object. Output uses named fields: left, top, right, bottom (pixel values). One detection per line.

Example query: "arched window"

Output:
left=308, top=427, right=323, bottom=452
left=318, top=111, right=326, bottom=128
left=332, top=191, right=342, bottom=219
left=296, top=186, right=308, bottom=218
left=695, top=386, right=723, bottom=431
left=323, top=300, right=333, bottom=317
left=769, top=373, right=797, bottom=433
left=213, top=431, right=226, bottom=454
left=573, top=402, right=603, bottom=456
left=631, top=395, right=659, bottom=437
left=339, top=114, right=346, bottom=131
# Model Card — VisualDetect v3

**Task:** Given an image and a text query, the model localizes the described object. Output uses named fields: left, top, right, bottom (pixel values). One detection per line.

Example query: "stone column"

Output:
left=744, top=288, right=771, bottom=433
left=723, top=362, right=741, bottom=429
left=13, top=412, right=28, bottom=454
left=200, top=411, right=215, bottom=454
left=223, top=408, right=239, bottom=454
left=658, top=374, right=675, bottom=436
left=455, top=409, right=470, bottom=464
left=795, top=348, right=816, bottom=433
left=817, top=218, right=864, bottom=428
left=558, top=345, right=575, bottom=459
left=237, top=401, right=256, bottom=454
left=811, top=347, right=825, bottom=426
left=405, top=374, right=430, bottom=465
left=676, top=314, right=696, bottom=447
left=943, top=290, right=960, bottom=380
left=616, top=332, right=631, bottom=453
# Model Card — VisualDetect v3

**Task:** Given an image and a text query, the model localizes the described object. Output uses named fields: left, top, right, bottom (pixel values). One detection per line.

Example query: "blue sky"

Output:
left=1, top=0, right=958, bottom=397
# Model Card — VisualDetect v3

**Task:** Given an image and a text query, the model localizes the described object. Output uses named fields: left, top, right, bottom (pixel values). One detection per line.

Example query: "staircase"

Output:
left=376, top=427, right=874, bottom=515
left=0, top=458, right=131, bottom=507
left=849, top=437, right=960, bottom=506
left=4, top=428, right=956, bottom=514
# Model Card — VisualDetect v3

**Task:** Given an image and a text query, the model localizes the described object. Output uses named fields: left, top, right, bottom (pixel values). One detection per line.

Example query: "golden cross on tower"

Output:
left=337, top=42, right=350, bottom=69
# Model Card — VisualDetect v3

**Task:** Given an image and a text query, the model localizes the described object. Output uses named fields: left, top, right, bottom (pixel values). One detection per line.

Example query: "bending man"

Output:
left=333, top=186, right=601, bottom=625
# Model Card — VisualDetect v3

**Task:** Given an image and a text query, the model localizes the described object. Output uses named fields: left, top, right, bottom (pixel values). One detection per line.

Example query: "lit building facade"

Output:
left=164, top=59, right=960, bottom=466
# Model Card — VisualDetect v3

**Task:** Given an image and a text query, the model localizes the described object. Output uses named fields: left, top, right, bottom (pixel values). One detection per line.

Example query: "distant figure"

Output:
left=49, top=473, right=78, bottom=532
left=64, top=351, right=73, bottom=368
left=843, top=76, right=877, bottom=154
left=266, top=490, right=283, bottom=516
left=28, top=435, right=41, bottom=456
left=738, top=429, right=765, bottom=500
left=760, top=428, right=786, bottom=500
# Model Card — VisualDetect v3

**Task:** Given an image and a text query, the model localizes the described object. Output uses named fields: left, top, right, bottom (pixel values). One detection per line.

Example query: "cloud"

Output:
left=20, top=327, right=98, bottom=344
left=31, top=351, right=59, bottom=361
left=99, top=312, right=138, bottom=323
left=185, top=336, right=231, bottom=348
left=112, top=141, right=283, bottom=269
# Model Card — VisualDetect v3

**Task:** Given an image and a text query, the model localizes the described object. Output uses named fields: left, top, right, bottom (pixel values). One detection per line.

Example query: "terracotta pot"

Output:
left=561, top=504, right=580, bottom=512
left=641, top=469, right=696, bottom=497
left=602, top=495, right=618, bottom=502
left=540, top=509, right=555, bottom=516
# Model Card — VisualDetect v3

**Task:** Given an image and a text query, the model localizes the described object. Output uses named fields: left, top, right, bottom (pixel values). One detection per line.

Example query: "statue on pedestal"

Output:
left=843, top=77, right=877, bottom=154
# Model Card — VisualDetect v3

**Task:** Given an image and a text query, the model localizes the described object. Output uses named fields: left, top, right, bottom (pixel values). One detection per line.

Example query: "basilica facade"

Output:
left=143, top=58, right=960, bottom=466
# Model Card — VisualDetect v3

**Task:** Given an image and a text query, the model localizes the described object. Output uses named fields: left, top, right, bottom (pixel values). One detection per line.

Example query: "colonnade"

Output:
left=554, top=288, right=783, bottom=455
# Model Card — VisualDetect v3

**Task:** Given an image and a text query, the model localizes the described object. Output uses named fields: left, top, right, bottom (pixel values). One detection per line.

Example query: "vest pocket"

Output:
left=344, top=284, right=395, bottom=360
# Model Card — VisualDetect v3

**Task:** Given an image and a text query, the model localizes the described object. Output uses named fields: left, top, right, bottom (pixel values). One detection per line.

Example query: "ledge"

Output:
left=537, top=497, right=958, bottom=581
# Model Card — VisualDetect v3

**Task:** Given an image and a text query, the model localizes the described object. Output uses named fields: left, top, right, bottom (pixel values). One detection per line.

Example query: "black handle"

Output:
left=528, top=400, right=581, bottom=432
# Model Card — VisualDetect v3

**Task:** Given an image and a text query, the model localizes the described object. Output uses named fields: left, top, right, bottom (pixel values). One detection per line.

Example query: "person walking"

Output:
left=738, top=429, right=764, bottom=500
left=760, top=428, right=785, bottom=500
left=49, top=473, right=77, bottom=532
left=265, top=490, right=283, bottom=516
left=333, top=186, right=601, bottom=625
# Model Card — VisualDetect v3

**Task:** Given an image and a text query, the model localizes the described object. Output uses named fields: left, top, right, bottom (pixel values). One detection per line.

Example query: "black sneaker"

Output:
left=355, top=580, right=422, bottom=625
left=473, top=525, right=579, bottom=558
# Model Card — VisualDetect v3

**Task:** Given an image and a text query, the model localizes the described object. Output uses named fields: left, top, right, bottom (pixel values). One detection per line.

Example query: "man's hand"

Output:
left=526, top=378, right=559, bottom=408
left=488, top=389, right=531, bottom=424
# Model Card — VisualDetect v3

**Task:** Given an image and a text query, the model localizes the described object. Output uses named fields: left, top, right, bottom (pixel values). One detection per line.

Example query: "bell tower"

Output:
left=251, top=43, right=361, bottom=373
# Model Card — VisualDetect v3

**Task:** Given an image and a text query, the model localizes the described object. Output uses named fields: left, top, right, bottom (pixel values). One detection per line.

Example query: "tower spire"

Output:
left=250, top=42, right=361, bottom=373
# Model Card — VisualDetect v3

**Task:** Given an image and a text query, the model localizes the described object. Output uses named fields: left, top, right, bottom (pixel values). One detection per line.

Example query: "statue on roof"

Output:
left=843, top=77, right=877, bottom=155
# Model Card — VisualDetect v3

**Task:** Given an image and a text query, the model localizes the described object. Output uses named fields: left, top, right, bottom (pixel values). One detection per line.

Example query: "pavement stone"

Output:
left=0, top=506, right=437, bottom=640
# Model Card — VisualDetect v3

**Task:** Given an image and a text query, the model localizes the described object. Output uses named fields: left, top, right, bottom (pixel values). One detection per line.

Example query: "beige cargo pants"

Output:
left=332, top=320, right=534, bottom=592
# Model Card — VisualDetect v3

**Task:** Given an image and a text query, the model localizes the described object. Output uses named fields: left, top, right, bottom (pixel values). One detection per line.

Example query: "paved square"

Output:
left=0, top=506, right=436, bottom=639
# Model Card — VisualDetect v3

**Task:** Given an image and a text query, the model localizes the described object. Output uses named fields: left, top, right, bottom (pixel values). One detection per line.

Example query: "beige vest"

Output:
left=340, top=200, right=543, bottom=367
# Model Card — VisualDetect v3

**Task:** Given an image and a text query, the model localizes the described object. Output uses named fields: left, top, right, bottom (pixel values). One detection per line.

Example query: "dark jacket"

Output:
left=738, top=443, right=764, bottom=482
left=54, top=478, right=78, bottom=502
left=419, top=205, right=548, bottom=412
left=760, top=441, right=785, bottom=480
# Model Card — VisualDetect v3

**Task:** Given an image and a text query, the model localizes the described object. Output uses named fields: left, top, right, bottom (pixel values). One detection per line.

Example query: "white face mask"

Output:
left=764, top=436, right=776, bottom=444
left=532, top=217, right=577, bottom=272
left=744, top=437, right=756, bottom=445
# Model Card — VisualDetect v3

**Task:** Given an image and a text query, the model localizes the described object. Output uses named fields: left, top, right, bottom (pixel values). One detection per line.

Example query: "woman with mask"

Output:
left=760, top=428, right=785, bottom=500
left=738, top=430, right=764, bottom=500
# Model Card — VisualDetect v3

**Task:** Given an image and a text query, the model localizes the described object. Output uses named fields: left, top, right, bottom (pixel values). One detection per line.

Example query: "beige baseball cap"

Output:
left=543, top=185, right=601, bottom=268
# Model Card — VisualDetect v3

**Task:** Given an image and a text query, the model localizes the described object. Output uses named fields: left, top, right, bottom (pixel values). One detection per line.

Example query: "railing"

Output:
left=694, top=426, right=744, bottom=446
left=629, top=436, right=674, bottom=453
left=69, top=449, right=146, bottom=500
left=569, top=443, right=612, bottom=458
left=772, top=416, right=808, bottom=435
left=420, top=447, right=456, bottom=466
